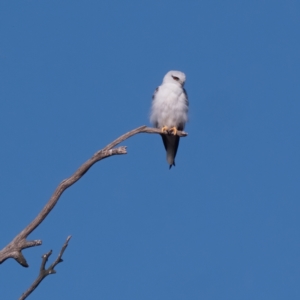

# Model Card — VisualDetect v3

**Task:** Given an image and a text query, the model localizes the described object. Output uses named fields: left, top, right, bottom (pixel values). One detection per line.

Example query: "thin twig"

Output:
left=19, top=236, right=72, bottom=300
left=0, top=126, right=187, bottom=267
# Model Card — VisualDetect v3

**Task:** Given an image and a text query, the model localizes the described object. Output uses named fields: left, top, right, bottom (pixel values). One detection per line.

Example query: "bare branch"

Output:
left=0, top=126, right=187, bottom=267
left=102, top=126, right=187, bottom=151
left=19, top=236, right=71, bottom=300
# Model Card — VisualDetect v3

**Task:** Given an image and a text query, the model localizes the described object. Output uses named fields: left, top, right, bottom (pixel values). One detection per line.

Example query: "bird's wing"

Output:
left=183, top=88, right=189, bottom=109
left=152, top=87, right=159, bottom=101
left=151, top=87, right=160, bottom=128
left=175, top=88, right=189, bottom=131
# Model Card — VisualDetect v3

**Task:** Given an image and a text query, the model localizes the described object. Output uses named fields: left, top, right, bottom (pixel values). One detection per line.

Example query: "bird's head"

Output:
left=163, top=70, right=186, bottom=87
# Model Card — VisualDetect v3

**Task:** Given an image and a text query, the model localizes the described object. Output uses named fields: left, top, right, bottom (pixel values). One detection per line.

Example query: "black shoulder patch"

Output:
left=152, top=87, right=159, bottom=100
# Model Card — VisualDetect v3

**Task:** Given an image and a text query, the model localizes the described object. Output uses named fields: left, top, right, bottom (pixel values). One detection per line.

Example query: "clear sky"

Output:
left=1, top=1, right=300, bottom=299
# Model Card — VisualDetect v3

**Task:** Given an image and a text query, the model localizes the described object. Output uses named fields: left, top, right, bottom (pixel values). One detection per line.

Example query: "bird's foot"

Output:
left=161, top=126, right=169, bottom=134
left=169, top=127, right=178, bottom=135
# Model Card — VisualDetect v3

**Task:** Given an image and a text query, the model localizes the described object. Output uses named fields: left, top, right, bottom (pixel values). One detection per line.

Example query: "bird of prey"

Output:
left=150, top=70, right=189, bottom=168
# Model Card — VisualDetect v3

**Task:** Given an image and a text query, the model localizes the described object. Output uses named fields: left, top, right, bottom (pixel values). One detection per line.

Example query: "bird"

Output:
left=150, top=70, right=189, bottom=168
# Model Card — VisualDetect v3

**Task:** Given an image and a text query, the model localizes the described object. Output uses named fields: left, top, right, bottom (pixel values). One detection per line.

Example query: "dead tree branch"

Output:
left=0, top=126, right=187, bottom=267
left=19, top=236, right=72, bottom=300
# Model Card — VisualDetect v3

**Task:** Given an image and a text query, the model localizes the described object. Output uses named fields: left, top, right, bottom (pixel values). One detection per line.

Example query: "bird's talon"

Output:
left=169, top=127, right=178, bottom=135
left=161, top=126, right=169, bottom=133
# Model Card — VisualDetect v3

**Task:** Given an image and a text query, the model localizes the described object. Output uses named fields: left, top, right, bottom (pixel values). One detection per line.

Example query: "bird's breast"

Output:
left=151, top=85, right=188, bottom=129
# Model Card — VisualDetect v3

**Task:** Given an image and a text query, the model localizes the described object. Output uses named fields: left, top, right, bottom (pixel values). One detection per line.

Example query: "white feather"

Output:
left=150, top=70, right=188, bottom=129
left=150, top=70, right=189, bottom=168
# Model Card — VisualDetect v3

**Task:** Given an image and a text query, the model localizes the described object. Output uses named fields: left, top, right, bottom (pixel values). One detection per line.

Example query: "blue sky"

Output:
left=1, top=1, right=300, bottom=299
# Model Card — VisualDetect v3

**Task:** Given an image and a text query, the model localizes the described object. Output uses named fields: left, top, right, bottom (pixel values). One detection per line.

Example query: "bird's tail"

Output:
left=161, top=135, right=180, bottom=169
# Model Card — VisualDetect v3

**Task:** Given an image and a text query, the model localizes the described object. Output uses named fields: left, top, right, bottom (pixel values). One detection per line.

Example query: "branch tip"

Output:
left=16, top=252, right=29, bottom=268
left=24, top=239, right=42, bottom=249
left=20, top=236, right=72, bottom=300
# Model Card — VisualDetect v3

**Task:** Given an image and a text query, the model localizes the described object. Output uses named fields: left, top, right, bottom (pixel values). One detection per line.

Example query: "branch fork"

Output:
left=19, top=236, right=71, bottom=300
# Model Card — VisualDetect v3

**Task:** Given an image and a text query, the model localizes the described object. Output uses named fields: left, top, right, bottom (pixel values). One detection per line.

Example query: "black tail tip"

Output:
left=169, top=162, right=176, bottom=170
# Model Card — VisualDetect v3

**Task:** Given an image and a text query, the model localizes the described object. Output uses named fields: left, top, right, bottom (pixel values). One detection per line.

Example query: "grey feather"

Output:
left=161, top=134, right=180, bottom=169
left=152, top=87, right=159, bottom=101
left=183, top=88, right=189, bottom=107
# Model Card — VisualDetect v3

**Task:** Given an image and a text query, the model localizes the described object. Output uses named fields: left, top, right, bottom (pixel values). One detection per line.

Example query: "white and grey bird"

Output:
left=150, top=70, right=189, bottom=168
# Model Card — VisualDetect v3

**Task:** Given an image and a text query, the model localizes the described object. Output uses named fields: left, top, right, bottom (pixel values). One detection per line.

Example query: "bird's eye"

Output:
left=172, top=75, right=180, bottom=81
